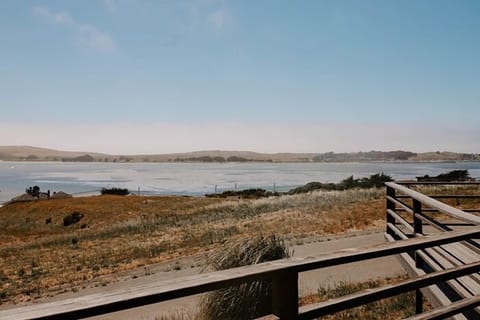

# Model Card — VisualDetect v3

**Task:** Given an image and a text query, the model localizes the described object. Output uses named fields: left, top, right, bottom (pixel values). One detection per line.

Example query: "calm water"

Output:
left=1, top=161, right=480, bottom=203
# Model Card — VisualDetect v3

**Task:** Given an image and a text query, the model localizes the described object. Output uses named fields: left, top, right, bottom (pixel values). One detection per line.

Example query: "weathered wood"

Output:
left=387, top=222, right=410, bottom=240
left=3, top=228, right=480, bottom=320
left=414, top=213, right=451, bottom=232
left=386, top=195, right=414, bottom=214
left=387, top=209, right=415, bottom=233
left=386, top=186, right=396, bottom=236
left=404, top=295, right=480, bottom=320
left=271, top=270, right=298, bottom=319
left=398, top=182, right=480, bottom=185
left=385, top=233, right=467, bottom=320
left=396, top=195, right=480, bottom=199
left=297, top=260, right=480, bottom=319
left=385, top=182, right=480, bottom=225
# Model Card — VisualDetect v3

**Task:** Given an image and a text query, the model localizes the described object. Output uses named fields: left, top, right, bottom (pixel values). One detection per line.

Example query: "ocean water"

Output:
left=1, top=161, right=479, bottom=203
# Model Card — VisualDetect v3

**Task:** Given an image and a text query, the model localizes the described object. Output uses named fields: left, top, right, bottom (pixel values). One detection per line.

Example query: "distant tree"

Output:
left=101, top=187, right=129, bottom=196
left=26, top=186, right=40, bottom=197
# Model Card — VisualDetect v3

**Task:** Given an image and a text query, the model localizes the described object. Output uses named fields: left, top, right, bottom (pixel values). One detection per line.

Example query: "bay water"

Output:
left=1, top=161, right=480, bottom=203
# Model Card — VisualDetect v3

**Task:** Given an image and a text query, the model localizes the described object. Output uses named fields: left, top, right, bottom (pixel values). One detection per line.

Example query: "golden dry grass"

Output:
left=0, top=189, right=386, bottom=304
left=1, top=184, right=478, bottom=308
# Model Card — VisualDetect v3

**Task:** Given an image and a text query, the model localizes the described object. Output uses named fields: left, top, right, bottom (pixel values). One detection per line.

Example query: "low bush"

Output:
left=63, top=212, right=84, bottom=226
left=201, top=235, right=290, bottom=320
left=101, top=188, right=130, bottom=196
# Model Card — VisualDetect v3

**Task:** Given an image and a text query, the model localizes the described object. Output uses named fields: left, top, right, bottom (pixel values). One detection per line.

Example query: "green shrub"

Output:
left=202, top=235, right=290, bottom=320
left=63, top=212, right=84, bottom=226
left=101, top=188, right=130, bottom=196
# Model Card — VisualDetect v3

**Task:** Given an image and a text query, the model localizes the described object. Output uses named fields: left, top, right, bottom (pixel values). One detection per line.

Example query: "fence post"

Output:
left=272, top=270, right=298, bottom=319
left=386, top=186, right=396, bottom=236
left=412, top=198, right=423, bottom=314
left=413, top=199, right=423, bottom=236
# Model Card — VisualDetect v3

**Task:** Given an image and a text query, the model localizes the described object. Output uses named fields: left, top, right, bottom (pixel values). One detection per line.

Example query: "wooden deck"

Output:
left=1, top=181, right=480, bottom=319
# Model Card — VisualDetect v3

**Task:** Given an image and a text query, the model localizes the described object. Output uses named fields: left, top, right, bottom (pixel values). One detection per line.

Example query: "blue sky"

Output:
left=1, top=0, right=479, bottom=153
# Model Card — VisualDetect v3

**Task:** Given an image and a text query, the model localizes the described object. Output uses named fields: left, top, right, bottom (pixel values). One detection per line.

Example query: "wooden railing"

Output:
left=1, top=182, right=480, bottom=320
left=385, top=181, right=480, bottom=320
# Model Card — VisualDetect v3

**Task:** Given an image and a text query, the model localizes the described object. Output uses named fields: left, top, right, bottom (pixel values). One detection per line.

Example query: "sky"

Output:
left=0, top=0, right=479, bottom=154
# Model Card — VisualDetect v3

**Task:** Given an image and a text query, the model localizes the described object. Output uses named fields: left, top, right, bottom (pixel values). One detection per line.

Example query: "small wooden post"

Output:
left=386, top=186, right=396, bottom=236
left=272, top=270, right=298, bottom=319
left=412, top=198, right=423, bottom=314
left=413, top=199, right=423, bottom=236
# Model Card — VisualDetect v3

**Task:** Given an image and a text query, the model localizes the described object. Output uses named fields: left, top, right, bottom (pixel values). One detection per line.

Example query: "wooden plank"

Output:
left=398, top=182, right=480, bottom=185
left=272, top=270, right=298, bottom=319
left=387, top=195, right=414, bottom=214
left=298, top=260, right=480, bottom=319
left=397, top=195, right=480, bottom=199
left=420, top=248, right=480, bottom=298
left=439, top=243, right=480, bottom=284
left=292, top=228, right=480, bottom=273
left=404, top=295, right=480, bottom=320
left=3, top=229, right=480, bottom=320
left=385, top=183, right=480, bottom=225
left=414, top=213, right=451, bottom=232
left=387, top=209, right=415, bottom=233
left=387, top=222, right=410, bottom=240
left=385, top=234, right=467, bottom=320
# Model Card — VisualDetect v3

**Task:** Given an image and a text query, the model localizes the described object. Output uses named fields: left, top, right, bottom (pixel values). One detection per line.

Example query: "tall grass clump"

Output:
left=202, top=235, right=291, bottom=320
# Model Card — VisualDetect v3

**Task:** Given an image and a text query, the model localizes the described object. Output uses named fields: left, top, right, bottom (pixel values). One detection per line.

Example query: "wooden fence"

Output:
left=385, top=181, right=480, bottom=320
left=1, top=182, right=480, bottom=320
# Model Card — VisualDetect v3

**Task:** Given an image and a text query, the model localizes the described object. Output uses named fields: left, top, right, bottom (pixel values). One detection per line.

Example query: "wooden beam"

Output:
left=3, top=229, right=480, bottom=320
left=298, top=261, right=480, bottom=319
left=404, top=296, right=480, bottom=320
left=385, top=182, right=480, bottom=225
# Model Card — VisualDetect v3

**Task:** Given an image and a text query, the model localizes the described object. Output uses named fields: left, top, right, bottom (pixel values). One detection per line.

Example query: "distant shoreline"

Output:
left=0, top=146, right=479, bottom=163
left=1, top=159, right=479, bottom=164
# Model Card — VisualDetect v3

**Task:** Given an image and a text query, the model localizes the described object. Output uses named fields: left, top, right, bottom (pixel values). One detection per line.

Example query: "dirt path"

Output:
left=1, top=229, right=406, bottom=319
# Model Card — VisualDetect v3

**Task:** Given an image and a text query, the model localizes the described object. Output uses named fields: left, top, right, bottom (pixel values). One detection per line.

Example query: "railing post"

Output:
left=272, top=270, right=298, bottom=319
left=412, top=198, right=424, bottom=314
left=386, top=186, right=396, bottom=236
left=413, top=199, right=423, bottom=236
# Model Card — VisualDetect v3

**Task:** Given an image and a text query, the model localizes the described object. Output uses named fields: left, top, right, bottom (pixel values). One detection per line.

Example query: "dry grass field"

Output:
left=0, top=189, right=386, bottom=305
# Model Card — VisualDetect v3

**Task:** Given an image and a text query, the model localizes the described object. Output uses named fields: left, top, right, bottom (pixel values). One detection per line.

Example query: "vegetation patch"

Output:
left=63, top=212, right=84, bottom=226
left=288, top=173, right=393, bottom=194
left=201, top=235, right=291, bottom=320
left=101, top=188, right=130, bottom=196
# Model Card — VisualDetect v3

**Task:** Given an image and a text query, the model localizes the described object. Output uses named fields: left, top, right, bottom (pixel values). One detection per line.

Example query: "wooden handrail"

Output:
left=298, top=261, right=480, bottom=319
left=2, top=229, right=480, bottom=320
left=385, top=182, right=480, bottom=225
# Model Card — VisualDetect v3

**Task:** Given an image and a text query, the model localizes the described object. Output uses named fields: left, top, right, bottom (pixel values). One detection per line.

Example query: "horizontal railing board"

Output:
left=385, top=182, right=480, bottom=225
left=404, top=295, right=480, bottom=320
left=387, top=195, right=414, bottom=214
left=414, top=213, right=451, bottom=232
left=387, top=208, right=415, bottom=232
left=387, top=222, right=410, bottom=240
left=298, top=261, right=480, bottom=319
left=397, top=182, right=480, bottom=185
left=3, top=229, right=480, bottom=320
left=396, top=195, right=480, bottom=199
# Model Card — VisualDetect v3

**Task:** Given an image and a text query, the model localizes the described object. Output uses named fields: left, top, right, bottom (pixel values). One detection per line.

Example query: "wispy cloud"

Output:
left=101, top=0, right=118, bottom=13
left=33, top=6, right=117, bottom=52
left=207, top=9, right=232, bottom=30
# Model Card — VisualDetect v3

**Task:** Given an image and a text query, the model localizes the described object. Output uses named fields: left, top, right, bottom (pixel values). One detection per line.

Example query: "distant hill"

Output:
left=0, top=146, right=478, bottom=163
